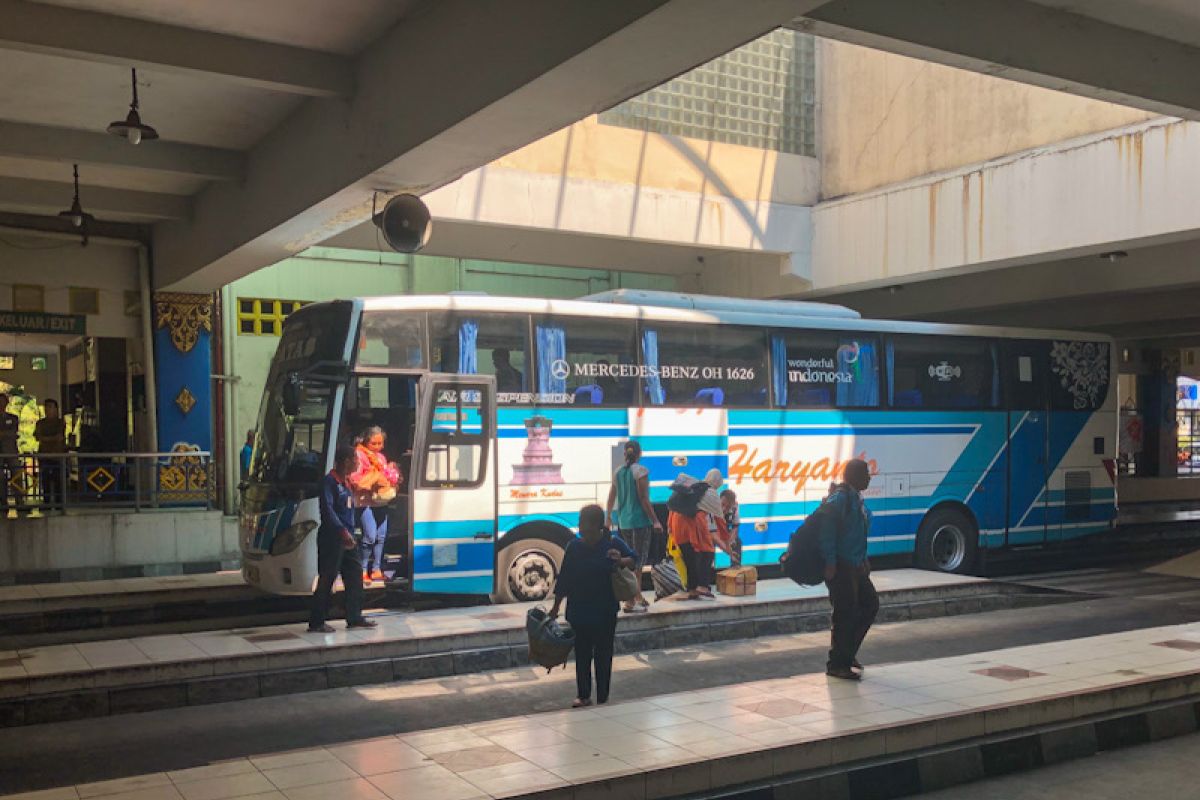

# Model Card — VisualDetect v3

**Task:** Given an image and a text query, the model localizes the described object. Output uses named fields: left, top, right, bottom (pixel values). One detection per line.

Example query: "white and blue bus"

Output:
left=240, top=291, right=1116, bottom=601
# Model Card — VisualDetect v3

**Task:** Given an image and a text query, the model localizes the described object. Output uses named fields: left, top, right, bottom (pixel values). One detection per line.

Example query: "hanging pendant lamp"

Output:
left=107, top=68, right=158, bottom=145
left=57, top=164, right=95, bottom=246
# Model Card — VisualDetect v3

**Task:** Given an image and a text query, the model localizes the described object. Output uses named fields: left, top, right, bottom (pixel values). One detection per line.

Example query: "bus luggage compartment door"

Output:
left=409, top=374, right=498, bottom=595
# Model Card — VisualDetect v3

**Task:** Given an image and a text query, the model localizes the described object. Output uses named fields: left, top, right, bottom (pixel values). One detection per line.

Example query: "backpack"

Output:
left=667, top=480, right=709, bottom=516
left=526, top=606, right=575, bottom=672
left=781, top=488, right=852, bottom=586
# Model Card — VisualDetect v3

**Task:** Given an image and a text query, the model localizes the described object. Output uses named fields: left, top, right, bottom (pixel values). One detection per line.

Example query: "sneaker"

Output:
left=826, top=666, right=861, bottom=681
left=347, top=618, right=378, bottom=629
left=362, top=572, right=373, bottom=584
left=623, top=603, right=648, bottom=614
left=307, top=624, right=335, bottom=633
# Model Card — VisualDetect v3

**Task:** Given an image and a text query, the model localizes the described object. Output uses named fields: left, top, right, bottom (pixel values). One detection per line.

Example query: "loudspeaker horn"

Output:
left=372, top=193, right=432, bottom=253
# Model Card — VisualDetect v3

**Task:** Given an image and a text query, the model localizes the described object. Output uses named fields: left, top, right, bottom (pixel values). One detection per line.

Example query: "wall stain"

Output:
left=928, top=182, right=938, bottom=268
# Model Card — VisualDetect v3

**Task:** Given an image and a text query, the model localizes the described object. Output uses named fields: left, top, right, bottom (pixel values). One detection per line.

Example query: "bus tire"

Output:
left=915, top=507, right=978, bottom=574
left=493, top=539, right=564, bottom=604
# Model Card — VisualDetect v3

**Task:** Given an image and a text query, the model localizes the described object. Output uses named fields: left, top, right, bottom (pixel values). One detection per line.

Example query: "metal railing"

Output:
left=0, top=451, right=214, bottom=514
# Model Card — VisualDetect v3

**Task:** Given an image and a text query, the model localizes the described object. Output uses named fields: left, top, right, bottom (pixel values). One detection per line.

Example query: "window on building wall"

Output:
left=598, top=29, right=816, bottom=157
left=887, top=336, right=999, bottom=409
left=531, top=315, right=638, bottom=407
left=773, top=331, right=880, bottom=408
left=30, top=357, right=47, bottom=371
left=0, top=357, right=13, bottom=370
left=237, top=298, right=307, bottom=336
left=642, top=324, right=768, bottom=407
left=428, top=312, right=532, bottom=405
left=69, top=287, right=100, bottom=315
left=12, top=285, right=43, bottom=312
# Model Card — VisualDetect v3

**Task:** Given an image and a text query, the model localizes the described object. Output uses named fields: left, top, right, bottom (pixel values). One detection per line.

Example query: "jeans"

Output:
left=573, top=618, right=617, bottom=703
left=358, top=506, right=389, bottom=574
left=825, top=564, right=879, bottom=670
left=310, top=529, right=365, bottom=629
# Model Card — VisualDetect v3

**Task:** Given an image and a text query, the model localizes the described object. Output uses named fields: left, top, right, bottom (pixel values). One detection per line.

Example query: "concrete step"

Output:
left=0, top=571, right=1079, bottom=727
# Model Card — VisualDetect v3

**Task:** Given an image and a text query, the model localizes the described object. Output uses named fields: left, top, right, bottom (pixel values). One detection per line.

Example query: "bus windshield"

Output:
left=247, top=301, right=353, bottom=488
left=249, top=377, right=335, bottom=487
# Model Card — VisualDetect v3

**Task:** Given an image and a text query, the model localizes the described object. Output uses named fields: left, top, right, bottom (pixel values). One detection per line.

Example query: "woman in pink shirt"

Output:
left=350, top=426, right=402, bottom=583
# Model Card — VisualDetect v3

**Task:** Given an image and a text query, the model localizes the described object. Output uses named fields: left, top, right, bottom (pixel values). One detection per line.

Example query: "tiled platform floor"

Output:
left=0, top=572, right=243, bottom=604
left=0, top=571, right=981, bottom=683
left=4, top=621, right=1199, bottom=800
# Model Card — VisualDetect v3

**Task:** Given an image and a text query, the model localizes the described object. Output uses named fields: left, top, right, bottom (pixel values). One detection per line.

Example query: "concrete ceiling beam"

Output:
left=791, top=0, right=1200, bottom=120
left=0, top=121, right=243, bottom=182
left=152, top=0, right=823, bottom=291
left=0, top=176, right=189, bottom=221
left=0, top=0, right=352, bottom=97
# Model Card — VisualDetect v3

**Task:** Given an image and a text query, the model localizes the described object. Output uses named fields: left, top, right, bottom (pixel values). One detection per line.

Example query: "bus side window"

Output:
left=533, top=316, right=637, bottom=407
left=641, top=324, right=768, bottom=407
left=887, top=335, right=999, bottom=410
left=773, top=331, right=880, bottom=408
left=429, top=313, right=533, bottom=405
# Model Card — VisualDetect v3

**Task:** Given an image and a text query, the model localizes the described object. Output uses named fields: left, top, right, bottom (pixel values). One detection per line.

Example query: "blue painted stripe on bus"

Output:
left=412, top=543, right=494, bottom=572
left=412, top=575, right=494, bottom=595
left=1042, top=487, right=1116, bottom=501
left=497, top=427, right=625, bottom=439
left=497, top=513, right=577, bottom=534
left=636, top=435, right=729, bottom=452
left=413, top=519, right=494, bottom=539
left=728, top=425, right=978, bottom=437
left=497, top=408, right=628, bottom=426
left=642, top=454, right=728, bottom=476
left=729, top=409, right=987, bottom=426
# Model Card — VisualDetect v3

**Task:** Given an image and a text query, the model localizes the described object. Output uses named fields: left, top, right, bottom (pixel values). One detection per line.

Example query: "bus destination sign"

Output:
left=0, top=311, right=86, bottom=336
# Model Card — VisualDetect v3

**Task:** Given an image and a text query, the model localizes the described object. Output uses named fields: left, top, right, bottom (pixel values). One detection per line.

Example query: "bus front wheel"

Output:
left=493, top=539, right=564, bottom=604
left=915, top=508, right=978, bottom=574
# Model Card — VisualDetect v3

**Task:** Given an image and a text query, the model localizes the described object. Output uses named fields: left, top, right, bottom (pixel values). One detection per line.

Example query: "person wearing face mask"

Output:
left=549, top=504, right=636, bottom=707
left=820, top=459, right=879, bottom=681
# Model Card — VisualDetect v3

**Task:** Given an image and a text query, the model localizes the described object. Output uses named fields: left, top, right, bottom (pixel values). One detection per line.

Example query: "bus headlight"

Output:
left=270, top=520, right=318, bottom=555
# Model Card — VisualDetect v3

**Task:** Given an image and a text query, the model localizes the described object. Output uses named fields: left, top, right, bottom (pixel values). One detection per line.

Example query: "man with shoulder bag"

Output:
left=820, top=459, right=879, bottom=681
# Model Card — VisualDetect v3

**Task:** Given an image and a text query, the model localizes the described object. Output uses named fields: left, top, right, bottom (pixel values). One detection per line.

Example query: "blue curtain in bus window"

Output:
left=770, top=335, right=788, bottom=406
left=886, top=340, right=896, bottom=406
left=837, top=339, right=879, bottom=407
left=458, top=319, right=478, bottom=374
left=536, top=324, right=567, bottom=395
left=642, top=329, right=665, bottom=405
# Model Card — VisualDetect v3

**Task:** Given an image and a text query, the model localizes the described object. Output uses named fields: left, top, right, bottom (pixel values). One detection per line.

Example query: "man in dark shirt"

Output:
left=309, top=445, right=376, bottom=633
left=820, top=459, right=879, bottom=681
left=491, top=349, right=524, bottom=393
left=0, top=394, right=20, bottom=515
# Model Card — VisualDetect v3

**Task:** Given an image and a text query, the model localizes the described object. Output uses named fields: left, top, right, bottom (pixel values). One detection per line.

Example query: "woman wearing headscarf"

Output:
left=549, top=504, right=636, bottom=707
left=667, top=473, right=730, bottom=599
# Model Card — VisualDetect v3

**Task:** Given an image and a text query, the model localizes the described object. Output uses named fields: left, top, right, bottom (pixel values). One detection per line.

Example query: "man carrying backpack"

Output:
left=820, top=459, right=878, bottom=681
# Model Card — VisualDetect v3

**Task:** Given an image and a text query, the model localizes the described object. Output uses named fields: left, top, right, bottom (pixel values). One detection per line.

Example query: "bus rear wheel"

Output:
left=915, top=508, right=978, bottom=574
left=493, top=539, right=564, bottom=604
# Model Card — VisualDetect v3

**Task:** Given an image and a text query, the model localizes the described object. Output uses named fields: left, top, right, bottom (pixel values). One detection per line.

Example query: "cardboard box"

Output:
left=716, top=566, right=757, bottom=596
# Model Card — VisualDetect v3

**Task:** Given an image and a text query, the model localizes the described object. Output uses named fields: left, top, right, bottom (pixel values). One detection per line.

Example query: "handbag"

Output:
left=611, top=564, right=640, bottom=602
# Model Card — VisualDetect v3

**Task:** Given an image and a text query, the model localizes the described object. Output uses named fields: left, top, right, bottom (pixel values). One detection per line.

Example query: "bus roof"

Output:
left=354, top=292, right=1111, bottom=342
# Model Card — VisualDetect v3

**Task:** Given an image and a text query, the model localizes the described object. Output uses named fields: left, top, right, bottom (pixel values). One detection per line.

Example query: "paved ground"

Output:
left=921, top=732, right=1200, bottom=800
left=3, top=574, right=1199, bottom=794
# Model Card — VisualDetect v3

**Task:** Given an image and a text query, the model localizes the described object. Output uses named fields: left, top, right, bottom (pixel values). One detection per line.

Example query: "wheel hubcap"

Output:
left=507, top=549, right=556, bottom=601
left=930, top=524, right=966, bottom=571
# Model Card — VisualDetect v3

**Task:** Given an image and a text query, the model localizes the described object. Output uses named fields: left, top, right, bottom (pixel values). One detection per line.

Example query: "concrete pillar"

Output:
left=151, top=292, right=213, bottom=502
left=1136, top=350, right=1178, bottom=478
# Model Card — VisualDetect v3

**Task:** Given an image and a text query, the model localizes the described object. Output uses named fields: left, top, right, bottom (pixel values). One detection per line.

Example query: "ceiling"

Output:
left=0, top=0, right=422, bottom=223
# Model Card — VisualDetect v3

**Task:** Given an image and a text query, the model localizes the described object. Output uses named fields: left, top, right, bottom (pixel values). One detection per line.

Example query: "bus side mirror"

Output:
left=282, top=373, right=301, bottom=415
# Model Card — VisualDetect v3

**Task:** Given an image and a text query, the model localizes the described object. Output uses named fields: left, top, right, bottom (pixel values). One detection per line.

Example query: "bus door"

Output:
left=1004, top=342, right=1050, bottom=546
left=409, top=374, right=497, bottom=595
